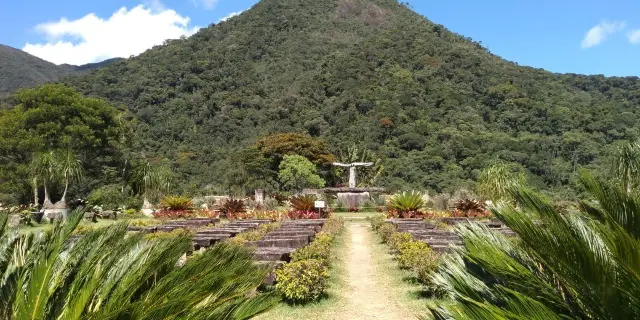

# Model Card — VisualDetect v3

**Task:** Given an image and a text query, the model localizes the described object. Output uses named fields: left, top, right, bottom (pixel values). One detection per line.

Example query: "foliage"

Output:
left=160, top=195, right=194, bottom=211
left=335, top=144, right=384, bottom=187
left=291, top=233, right=334, bottom=264
left=278, top=155, right=326, bottom=191
left=377, top=223, right=397, bottom=244
left=287, top=210, right=321, bottom=220
left=87, top=184, right=127, bottom=210
left=613, top=141, right=640, bottom=194
left=220, top=198, right=246, bottom=218
left=387, top=232, right=414, bottom=254
left=131, top=159, right=174, bottom=200
left=289, top=194, right=317, bottom=211
left=233, top=223, right=281, bottom=244
left=388, top=191, right=425, bottom=213
left=0, top=84, right=122, bottom=203
left=194, top=208, right=220, bottom=218
left=152, top=209, right=196, bottom=219
left=395, top=239, right=434, bottom=270
left=0, top=210, right=278, bottom=319
left=368, top=215, right=386, bottom=231
left=452, top=199, right=490, bottom=217
left=256, top=133, right=336, bottom=167
left=477, top=162, right=526, bottom=203
left=144, top=228, right=194, bottom=240
left=431, top=173, right=640, bottom=319
left=275, top=259, right=329, bottom=303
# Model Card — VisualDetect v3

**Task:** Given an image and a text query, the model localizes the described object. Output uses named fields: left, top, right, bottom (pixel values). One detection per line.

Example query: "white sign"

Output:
left=314, top=201, right=325, bottom=209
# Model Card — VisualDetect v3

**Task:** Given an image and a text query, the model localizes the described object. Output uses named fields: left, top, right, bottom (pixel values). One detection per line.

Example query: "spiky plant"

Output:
left=221, top=199, right=246, bottom=216
left=452, top=199, right=488, bottom=217
left=388, top=191, right=425, bottom=213
left=0, top=210, right=277, bottom=319
left=160, top=195, right=194, bottom=211
left=430, top=173, right=640, bottom=319
left=289, top=194, right=316, bottom=212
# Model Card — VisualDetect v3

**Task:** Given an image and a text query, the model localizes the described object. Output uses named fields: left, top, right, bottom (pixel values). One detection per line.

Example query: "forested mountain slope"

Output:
left=64, top=0, right=640, bottom=196
left=0, top=45, right=123, bottom=96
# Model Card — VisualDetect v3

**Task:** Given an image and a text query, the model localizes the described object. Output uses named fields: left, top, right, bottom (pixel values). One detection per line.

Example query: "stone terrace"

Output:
left=250, top=219, right=327, bottom=263
left=388, top=218, right=516, bottom=253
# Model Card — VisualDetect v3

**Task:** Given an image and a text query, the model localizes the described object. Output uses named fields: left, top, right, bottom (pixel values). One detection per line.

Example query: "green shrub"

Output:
left=321, top=217, right=344, bottom=234
left=388, top=232, right=414, bottom=254
left=144, top=228, right=193, bottom=240
left=368, top=215, right=385, bottom=231
left=291, top=236, right=332, bottom=264
left=235, top=223, right=281, bottom=243
left=396, top=239, right=431, bottom=269
left=275, top=259, right=329, bottom=303
left=124, top=196, right=143, bottom=210
left=378, top=223, right=397, bottom=243
left=87, top=184, right=126, bottom=210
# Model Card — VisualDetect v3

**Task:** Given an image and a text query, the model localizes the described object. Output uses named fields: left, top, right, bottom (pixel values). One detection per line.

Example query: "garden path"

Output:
left=330, top=222, right=418, bottom=319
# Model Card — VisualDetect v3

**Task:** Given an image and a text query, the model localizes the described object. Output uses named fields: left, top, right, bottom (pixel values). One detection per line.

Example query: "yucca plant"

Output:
left=388, top=191, right=425, bottom=213
left=430, top=172, right=640, bottom=319
left=0, top=210, right=277, bottom=319
left=289, top=194, right=316, bottom=211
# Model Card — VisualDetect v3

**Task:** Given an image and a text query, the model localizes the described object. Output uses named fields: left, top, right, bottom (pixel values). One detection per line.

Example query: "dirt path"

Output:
left=334, top=222, right=417, bottom=319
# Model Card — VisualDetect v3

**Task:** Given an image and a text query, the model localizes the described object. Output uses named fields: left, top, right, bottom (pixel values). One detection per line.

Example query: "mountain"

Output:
left=64, top=0, right=640, bottom=197
left=0, top=45, right=123, bottom=96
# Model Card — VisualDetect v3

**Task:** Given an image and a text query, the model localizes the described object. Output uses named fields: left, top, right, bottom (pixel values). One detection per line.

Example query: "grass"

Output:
left=256, top=225, right=350, bottom=320
left=332, top=211, right=383, bottom=220
left=369, top=228, right=438, bottom=318
left=17, top=217, right=156, bottom=235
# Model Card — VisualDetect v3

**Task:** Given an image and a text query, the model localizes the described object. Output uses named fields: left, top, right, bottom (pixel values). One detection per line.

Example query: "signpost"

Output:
left=314, top=201, right=325, bottom=216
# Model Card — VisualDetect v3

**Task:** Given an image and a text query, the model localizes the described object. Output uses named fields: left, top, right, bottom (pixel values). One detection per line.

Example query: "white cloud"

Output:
left=581, top=21, right=626, bottom=48
left=23, top=4, right=200, bottom=65
left=218, top=10, right=244, bottom=23
left=629, top=29, right=640, bottom=44
left=192, top=0, right=219, bottom=10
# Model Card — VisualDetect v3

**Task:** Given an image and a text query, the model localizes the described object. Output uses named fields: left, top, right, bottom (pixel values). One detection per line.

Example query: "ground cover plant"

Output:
left=430, top=172, right=640, bottom=319
left=0, top=210, right=278, bottom=319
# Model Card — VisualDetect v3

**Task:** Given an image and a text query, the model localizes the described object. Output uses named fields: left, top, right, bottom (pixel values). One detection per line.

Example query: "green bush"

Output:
left=388, top=232, right=414, bottom=254
left=291, top=235, right=333, bottom=264
left=396, top=239, right=432, bottom=269
left=378, top=223, right=397, bottom=243
left=388, top=191, right=425, bottom=213
left=275, top=259, right=329, bottom=303
left=87, top=184, right=126, bottom=210
left=368, top=215, right=385, bottom=231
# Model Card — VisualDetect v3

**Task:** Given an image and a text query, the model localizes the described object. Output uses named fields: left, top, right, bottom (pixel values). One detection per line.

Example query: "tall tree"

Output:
left=278, top=155, right=326, bottom=192
left=477, top=162, right=526, bottom=203
left=56, top=149, right=83, bottom=204
left=613, top=141, right=640, bottom=194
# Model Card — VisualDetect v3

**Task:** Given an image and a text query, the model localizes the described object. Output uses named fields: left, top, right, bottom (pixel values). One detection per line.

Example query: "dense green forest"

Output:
left=4, top=0, right=640, bottom=200
left=0, top=44, right=122, bottom=97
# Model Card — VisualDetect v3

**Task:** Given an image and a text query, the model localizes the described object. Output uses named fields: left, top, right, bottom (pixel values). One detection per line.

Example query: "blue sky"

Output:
left=1, top=0, right=639, bottom=76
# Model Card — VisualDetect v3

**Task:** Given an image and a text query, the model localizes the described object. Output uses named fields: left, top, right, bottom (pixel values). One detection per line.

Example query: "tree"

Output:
left=56, top=149, right=83, bottom=204
left=613, top=141, right=640, bottom=194
left=256, top=133, right=336, bottom=167
left=29, top=151, right=58, bottom=207
left=476, top=162, right=526, bottom=203
left=131, top=158, right=174, bottom=205
left=278, top=155, right=325, bottom=192
left=431, top=173, right=640, bottom=319
left=0, top=84, right=123, bottom=203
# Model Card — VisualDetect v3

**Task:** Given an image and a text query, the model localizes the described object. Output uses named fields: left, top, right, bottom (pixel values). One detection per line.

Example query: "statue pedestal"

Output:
left=324, top=187, right=386, bottom=208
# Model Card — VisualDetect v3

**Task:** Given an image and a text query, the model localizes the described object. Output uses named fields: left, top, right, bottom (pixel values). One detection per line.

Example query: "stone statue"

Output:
left=332, top=162, right=374, bottom=188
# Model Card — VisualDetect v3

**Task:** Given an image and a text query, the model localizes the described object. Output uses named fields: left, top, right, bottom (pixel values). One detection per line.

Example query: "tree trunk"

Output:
left=32, top=177, right=39, bottom=206
left=43, top=183, right=53, bottom=208
left=61, top=176, right=69, bottom=203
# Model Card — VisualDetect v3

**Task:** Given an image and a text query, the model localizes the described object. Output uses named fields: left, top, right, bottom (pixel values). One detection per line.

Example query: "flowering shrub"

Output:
left=152, top=210, right=196, bottom=219
left=287, top=210, right=320, bottom=220
left=194, top=209, right=220, bottom=218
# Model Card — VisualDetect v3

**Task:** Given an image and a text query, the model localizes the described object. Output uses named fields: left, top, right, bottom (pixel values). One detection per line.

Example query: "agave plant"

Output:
left=430, top=173, right=640, bottom=319
left=388, top=191, right=425, bottom=213
left=0, top=210, right=277, bottom=319
left=289, top=194, right=316, bottom=212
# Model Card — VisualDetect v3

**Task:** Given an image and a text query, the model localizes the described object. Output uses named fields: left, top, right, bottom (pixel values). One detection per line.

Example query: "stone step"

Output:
left=248, top=238, right=310, bottom=249
left=253, top=247, right=296, bottom=262
left=192, top=235, right=230, bottom=250
left=422, top=239, right=463, bottom=246
left=127, top=226, right=158, bottom=233
left=267, top=230, right=315, bottom=237
left=412, top=235, right=460, bottom=241
left=262, top=234, right=313, bottom=242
